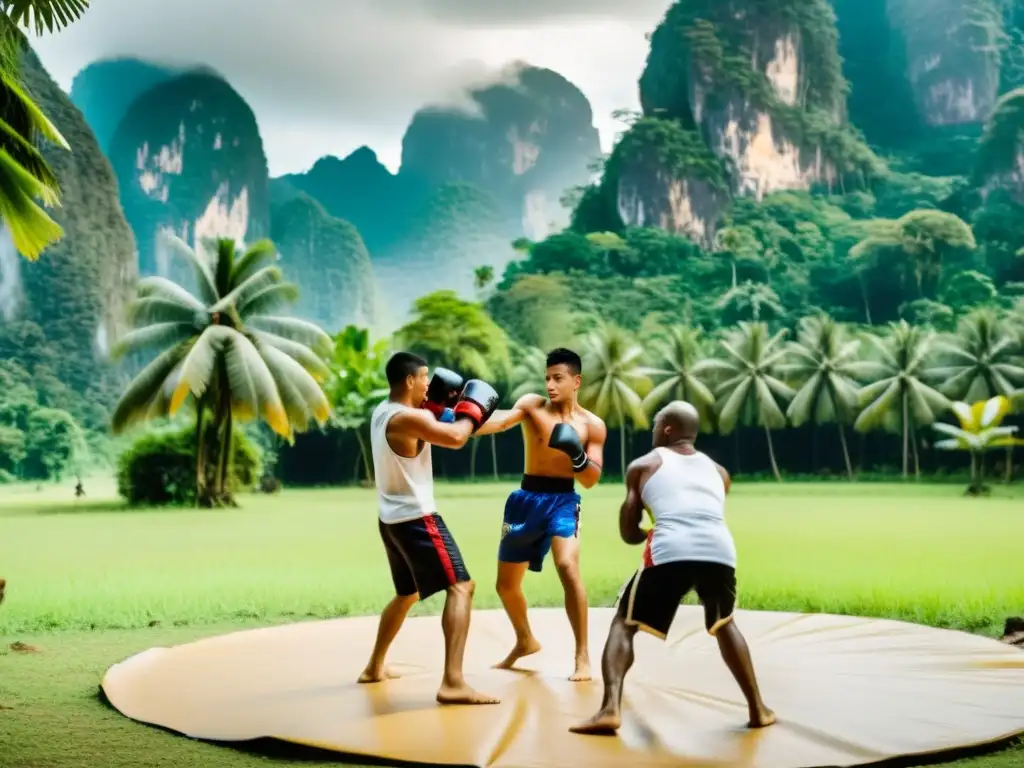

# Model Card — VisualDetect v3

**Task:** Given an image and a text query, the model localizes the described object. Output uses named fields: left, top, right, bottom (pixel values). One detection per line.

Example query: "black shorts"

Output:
left=379, top=514, right=470, bottom=600
left=616, top=561, right=736, bottom=638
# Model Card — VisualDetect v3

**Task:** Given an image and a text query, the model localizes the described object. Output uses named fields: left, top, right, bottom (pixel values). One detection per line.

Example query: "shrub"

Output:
left=116, top=426, right=263, bottom=506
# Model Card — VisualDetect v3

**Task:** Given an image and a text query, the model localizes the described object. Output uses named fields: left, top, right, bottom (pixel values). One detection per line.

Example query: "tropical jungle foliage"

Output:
left=109, top=234, right=332, bottom=506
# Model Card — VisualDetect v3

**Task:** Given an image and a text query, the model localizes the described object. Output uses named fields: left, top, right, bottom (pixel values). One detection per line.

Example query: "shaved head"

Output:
left=653, top=401, right=700, bottom=446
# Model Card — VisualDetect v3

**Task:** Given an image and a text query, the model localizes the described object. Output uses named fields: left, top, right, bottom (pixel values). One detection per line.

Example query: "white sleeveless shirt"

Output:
left=640, top=447, right=736, bottom=568
left=370, top=400, right=436, bottom=524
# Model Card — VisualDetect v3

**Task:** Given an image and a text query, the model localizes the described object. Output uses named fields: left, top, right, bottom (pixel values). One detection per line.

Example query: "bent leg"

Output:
left=494, top=560, right=541, bottom=668
left=569, top=613, right=636, bottom=734
left=361, top=520, right=419, bottom=683
left=699, top=565, right=775, bottom=728
left=436, top=580, right=500, bottom=705
left=714, top=620, right=775, bottom=727
left=358, top=592, right=417, bottom=683
left=551, top=534, right=590, bottom=681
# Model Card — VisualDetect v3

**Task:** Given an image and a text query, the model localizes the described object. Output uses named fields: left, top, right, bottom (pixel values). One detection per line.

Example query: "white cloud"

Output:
left=29, top=0, right=669, bottom=175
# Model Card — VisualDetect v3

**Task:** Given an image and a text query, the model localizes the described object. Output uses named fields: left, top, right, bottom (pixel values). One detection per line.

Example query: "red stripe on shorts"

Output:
left=424, top=514, right=457, bottom=585
left=642, top=529, right=654, bottom=568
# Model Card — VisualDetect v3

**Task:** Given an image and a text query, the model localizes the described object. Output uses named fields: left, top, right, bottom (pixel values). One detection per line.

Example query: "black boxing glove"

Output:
left=423, top=367, right=464, bottom=423
left=549, top=423, right=589, bottom=472
left=452, top=380, right=500, bottom=431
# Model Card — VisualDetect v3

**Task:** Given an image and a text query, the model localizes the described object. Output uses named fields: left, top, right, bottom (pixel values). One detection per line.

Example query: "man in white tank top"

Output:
left=357, top=351, right=501, bottom=706
left=572, top=401, right=775, bottom=735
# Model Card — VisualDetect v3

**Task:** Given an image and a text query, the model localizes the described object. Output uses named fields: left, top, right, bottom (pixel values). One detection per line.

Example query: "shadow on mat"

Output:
left=95, top=686, right=1020, bottom=767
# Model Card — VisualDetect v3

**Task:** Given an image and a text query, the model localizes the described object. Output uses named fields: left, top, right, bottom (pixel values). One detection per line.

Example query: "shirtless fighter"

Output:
left=359, top=352, right=501, bottom=705
left=474, top=348, right=607, bottom=681
left=571, top=401, right=775, bottom=734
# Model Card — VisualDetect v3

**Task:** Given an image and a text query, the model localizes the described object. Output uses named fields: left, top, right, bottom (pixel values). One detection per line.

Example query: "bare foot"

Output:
left=569, top=710, right=621, bottom=735
left=357, top=666, right=398, bottom=684
left=569, top=657, right=592, bottom=682
left=494, top=636, right=542, bottom=669
left=748, top=707, right=777, bottom=728
left=436, top=684, right=500, bottom=705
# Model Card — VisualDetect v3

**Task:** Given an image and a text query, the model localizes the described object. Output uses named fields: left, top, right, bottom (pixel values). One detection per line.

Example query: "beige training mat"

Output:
left=101, top=607, right=1024, bottom=768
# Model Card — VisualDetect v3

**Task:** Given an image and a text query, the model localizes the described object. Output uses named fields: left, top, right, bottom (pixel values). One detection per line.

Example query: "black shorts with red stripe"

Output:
left=379, top=513, right=470, bottom=600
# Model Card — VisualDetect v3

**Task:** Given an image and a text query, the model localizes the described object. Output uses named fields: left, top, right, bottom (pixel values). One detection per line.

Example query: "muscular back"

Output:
left=519, top=395, right=598, bottom=478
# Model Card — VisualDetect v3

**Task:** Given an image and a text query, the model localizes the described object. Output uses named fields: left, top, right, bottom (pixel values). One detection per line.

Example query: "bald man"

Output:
left=571, top=401, right=775, bottom=735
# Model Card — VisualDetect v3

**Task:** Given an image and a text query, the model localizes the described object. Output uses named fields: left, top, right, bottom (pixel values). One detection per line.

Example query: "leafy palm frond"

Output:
left=247, top=315, right=333, bottom=357
left=230, top=239, right=278, bottom=286
left=0, top=144, right=63, bottom=256
left=3, top=0, right=90, bottom=34
left=209, top=265, right=283, bottom=315
left=222, top=331, right=289, bottom=434
left=252, top=330, right=331, bottom=382
left=110, top=343, right=191, bottom=434
left=238, top=282, right=301, bottom=317
left=169, top=325, right=233, bottom=414
left=110, top=322, right=196, bottom=361
left=261, top=345, right=331, bottom=437
left=158, top=230, right=219, bottom=305
left=639, top=325, right=716, bottom=430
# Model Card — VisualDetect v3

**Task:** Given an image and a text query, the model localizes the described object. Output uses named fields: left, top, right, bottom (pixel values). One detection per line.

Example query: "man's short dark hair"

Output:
left=546, top=348, right=582, bottom=376
left=386, top=351, right=427, bottom=387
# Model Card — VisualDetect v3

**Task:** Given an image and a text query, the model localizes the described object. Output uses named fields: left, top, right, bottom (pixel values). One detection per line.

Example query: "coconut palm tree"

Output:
left=931, top=309, right=1024, bottom=403
left=640, top=325, right=716, bottom=431
left=778, top=315, right=879, bottom=478
left=1, top=0, right=90, bottom=259
left=714, top=281, right=784, bottom=324
left=509, top=345, right=547, bottom=401
left=853, top=321, right=950, bottom=478
left=930, top=309, right=1024, bottom=482
left=110, top=234, right=332, bottom=505
left=694, top=322, right=794, bottom=481
left=579, top=323, right=651, bottom=475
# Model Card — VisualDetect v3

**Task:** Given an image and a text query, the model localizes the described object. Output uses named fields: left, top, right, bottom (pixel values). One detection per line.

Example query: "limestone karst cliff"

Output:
left=598, top=0, right=877, bottom=247
left=0, top=47, right=138, bottom=399
left=107, top=71, right=270, bottom=286
left=276, top=147, right=412, bottom=255
left=69, top=57, right=180, bottom=152
left=400, top=64, right=602, bottom=242
left=269, top=186, right=379, bottom=332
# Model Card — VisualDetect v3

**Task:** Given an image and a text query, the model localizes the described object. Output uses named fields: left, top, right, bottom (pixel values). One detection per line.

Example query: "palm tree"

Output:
left=110, top=234, right=332, bottom=505
left=714, top=281, right=784, bottom=324
left=0, top=0, right=90, bottom=259
left=694, top=322, right=794, bottom=481
left=853, top=321, right=950, bottom=478
left=640, top=325, right=716, bottom=431
left=930, top=309, right=1024, bottom=482
left=778, top=315, right=878, bottom=479
left=931, top=309, right=1024, bottom=403
left=509, top=345, right=547, bottom=400
left=579, top=323, right=651, bottom=475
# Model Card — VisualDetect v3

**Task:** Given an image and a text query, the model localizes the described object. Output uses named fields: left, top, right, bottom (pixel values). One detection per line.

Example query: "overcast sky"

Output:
left=30, top=0, right=672, bottom=176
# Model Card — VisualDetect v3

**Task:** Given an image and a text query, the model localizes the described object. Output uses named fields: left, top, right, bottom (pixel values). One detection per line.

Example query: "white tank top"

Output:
left=640, top=447, right=736, bottom=568
left=370, top=400, right=436, bottom=524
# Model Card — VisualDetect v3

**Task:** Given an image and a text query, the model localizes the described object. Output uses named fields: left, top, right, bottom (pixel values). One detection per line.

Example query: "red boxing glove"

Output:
left=452, top=399, right=484, bottom=428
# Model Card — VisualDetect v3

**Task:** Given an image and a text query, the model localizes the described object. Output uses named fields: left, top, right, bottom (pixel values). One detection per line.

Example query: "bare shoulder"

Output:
left=517, top=393, right=547, bottom=411
left=626, top=449, right=661, bottom=481
left=581, top=407, right=607, bottom=436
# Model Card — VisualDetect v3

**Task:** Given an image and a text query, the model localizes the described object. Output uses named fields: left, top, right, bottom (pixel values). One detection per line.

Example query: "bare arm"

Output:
left=577, top=417, right=607, bottom=489
left=389, top=409, right=474, bottom=450
left=716, top=463, right=732, bottom=495
left=619, top=458, right=649, bottom=545
left=473, top=394, right=541, bottom=436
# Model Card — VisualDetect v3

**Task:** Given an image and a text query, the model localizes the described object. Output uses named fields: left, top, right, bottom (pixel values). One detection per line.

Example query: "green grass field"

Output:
left=1, top=479, right=1023, bottom=768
